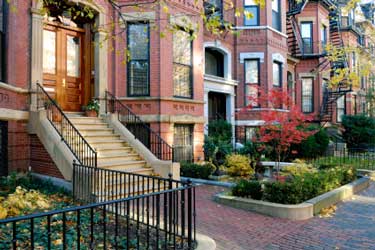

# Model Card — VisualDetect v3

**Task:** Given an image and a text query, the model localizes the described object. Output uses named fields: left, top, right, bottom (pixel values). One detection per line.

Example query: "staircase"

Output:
left=66, top=112, right=153, bottom=175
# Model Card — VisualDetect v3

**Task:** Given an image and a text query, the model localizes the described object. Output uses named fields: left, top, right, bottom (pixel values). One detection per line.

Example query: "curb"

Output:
left=180, top=177, right=235, bottom=188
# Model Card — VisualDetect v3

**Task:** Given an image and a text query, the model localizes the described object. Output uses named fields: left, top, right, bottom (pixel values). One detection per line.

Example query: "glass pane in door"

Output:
left=43, top=30, right=56, bottom=74
left=67, top=35, right=81, bottom=77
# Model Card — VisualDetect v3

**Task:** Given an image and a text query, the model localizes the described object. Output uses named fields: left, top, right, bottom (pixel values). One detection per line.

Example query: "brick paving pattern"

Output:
left=195, top=182, right=375, bottom=250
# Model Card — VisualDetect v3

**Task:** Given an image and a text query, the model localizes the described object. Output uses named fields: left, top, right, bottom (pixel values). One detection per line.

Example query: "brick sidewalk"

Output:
left=195, top=182, right=375, bottom=250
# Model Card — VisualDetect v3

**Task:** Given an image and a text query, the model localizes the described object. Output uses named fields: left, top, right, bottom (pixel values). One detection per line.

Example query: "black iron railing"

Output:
left=36, top=83, right=97, bottom=168
left=0, top=182, right=197, bottom=250
left=73, top=162, right=184, bottom=203
left=105, top=91, right=174, bottom=161
left=308, top=148, right=375, bottom=171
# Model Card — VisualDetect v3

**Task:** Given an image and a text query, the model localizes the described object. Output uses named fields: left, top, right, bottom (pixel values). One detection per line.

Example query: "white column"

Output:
left=204, top=90, right=209, bottom=135
left=226, top=93, right=236, bottom=146
left=30, top=8, right=44, bottom=111
left=94, top=29, right=108, bottom=114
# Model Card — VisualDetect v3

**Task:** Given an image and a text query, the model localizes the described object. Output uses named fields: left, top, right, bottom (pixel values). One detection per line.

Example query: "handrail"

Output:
left=36, top=83, right=97, bottom=168
left=105, top=91, right=174, bottom=161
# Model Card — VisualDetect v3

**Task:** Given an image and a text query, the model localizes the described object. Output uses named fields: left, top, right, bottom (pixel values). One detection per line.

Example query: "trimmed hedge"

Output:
left=180, top=162, right=215, bottom=179
left=231, top=165, right=357, bottom=204
left=232, top=179, right=262, bottom=200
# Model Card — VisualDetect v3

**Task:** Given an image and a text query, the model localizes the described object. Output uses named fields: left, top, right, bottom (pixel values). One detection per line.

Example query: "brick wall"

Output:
left=29, top=135, right=64, bottom=179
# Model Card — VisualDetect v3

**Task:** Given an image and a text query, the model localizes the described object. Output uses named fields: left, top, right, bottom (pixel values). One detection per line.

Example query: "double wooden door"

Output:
left=43, top=24, right=85, bottom=111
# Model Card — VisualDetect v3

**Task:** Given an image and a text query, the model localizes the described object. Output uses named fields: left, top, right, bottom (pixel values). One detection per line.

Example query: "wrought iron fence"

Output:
left=36, top=83, right=97, bottom=168
left=308, top=148, right=375, bottom=171
left=105, top=91, right=174, bottom=161
left=73, top=162, right=185, bottom=203
left=0, top=183, right=197, bottom=250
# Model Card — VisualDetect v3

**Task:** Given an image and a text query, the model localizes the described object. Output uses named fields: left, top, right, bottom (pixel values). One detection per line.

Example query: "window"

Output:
left=245, top=126, right=257, bottom=142
left=127, top=22, right=150, bottom=96
left=287, top=71, right=295, bottom=104
left=245, top=59, right=259, bottom=107
left=173, top=29, right=193, bottom=98
left=204, top=0, right=223, bottom=19
left=205, top=48, right=224, bottom=77
left=337, top=96, right=345, bottom=123
left=348, top=9, right=355, bottom=26
left=302, top=78, right=313, bottom=113
left=361, top=76, right=367, bottom=89
left=272, top=0, right=281, bottom=31
left=0, top=0, right=7, bottom=82
left=272, top=61, right=282, bottom=87
left=321, top=25, right=327, bottom=48
left=301, top=22, right=313, bottom=54
left=173, top=124, right=194, bottom=162
left=244, top=0, right=259, bottom=26
left=351, top=52, right=356, bottom=72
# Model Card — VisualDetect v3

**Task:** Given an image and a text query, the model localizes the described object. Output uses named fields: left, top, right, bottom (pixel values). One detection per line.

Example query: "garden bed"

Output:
left=215, top=176, right=370, bottom=220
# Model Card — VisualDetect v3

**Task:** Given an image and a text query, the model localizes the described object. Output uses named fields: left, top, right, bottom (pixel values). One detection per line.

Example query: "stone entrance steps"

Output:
left=67, top=112, right=156, bottom=197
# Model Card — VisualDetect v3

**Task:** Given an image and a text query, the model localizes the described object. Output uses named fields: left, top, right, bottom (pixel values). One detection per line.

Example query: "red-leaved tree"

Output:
left=245, top=87, right=317, bottom=175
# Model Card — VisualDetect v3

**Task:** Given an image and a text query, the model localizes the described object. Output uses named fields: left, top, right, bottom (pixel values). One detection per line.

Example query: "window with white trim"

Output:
left=245, top=59, right=259, bottom=107
left=272, top=61, right=282, bottom=87
left=302, top=78, right=313, bottom=113
left=337, top=96, right=345, bottom=123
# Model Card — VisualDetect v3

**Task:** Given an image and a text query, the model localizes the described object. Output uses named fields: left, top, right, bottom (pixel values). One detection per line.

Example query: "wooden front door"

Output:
left=43, top=24, right=85, bottom=111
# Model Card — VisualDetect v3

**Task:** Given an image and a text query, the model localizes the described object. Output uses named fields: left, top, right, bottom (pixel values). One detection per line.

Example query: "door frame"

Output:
left=31, top=0, right=108, bottom=113
left=43, top=22, right=91, bottom=110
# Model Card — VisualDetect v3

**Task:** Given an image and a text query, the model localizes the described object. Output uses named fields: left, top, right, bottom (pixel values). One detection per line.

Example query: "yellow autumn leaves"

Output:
left=0, top=186, right=51, bottom=220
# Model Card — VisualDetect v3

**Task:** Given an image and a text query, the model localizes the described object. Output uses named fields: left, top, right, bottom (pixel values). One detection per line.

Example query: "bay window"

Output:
left=173, top=29, right=193, bottom=98
left=127, top=22, right=150, bottom=96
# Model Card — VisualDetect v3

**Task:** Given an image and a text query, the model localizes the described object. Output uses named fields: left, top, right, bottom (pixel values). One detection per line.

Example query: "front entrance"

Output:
left=43, top=23, right=91, bottom=111
left=208, top=92, right=227, bottom=122
left=0, top=121, right=8, bottom=177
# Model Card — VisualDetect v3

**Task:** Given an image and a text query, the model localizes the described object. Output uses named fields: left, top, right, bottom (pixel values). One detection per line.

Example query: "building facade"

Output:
left=0, top=0, right=374, bottom=179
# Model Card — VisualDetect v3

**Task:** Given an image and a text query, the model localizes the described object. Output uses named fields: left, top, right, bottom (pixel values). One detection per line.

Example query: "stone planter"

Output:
left=215, top=177, right=371, bottom=220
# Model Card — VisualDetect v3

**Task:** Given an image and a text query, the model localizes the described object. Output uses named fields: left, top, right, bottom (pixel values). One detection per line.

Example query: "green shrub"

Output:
left=281, top=160, right=316, bottom=176
left=225, top=154, right=254, bottom=177
left=290, top=126, right=329, bottom=159
left=342, top=115, right=375, bottom=149
left=180, top=162, right=215, bottom=179
left=232, top=180, right=262, bottom=200
left=263, top=165, right=357, bottom=204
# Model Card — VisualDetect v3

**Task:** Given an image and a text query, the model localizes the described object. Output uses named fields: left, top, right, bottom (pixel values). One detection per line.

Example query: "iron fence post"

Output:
left=187, top=179, right=193, bottom=249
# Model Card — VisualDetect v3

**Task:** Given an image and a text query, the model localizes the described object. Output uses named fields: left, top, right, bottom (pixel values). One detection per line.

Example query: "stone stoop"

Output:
left=67, top=113, right=153, bottom=174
